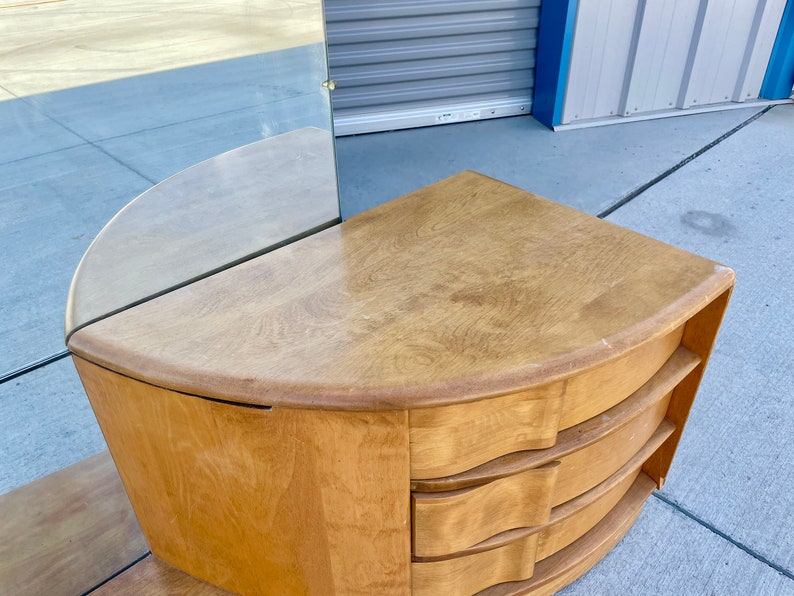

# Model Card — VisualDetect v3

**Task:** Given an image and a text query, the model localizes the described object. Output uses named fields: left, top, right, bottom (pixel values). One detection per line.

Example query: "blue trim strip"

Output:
left=761, top=0, right=794, bottom=99
left=533, top=0, right=579, bottom=128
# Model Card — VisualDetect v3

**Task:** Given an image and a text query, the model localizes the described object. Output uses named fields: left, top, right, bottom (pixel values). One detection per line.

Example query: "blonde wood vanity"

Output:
left=67, top=170, right=733, bottom=594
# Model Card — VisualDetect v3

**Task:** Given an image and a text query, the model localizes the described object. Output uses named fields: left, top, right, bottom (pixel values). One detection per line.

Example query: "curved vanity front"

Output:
left=68, top=170, right=734, bottom=595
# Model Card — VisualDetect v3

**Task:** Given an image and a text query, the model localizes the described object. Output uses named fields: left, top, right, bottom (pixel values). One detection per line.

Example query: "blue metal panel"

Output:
left=533, top=0, right=578, bottom=128
left=761, top=0, right=794, bottom=98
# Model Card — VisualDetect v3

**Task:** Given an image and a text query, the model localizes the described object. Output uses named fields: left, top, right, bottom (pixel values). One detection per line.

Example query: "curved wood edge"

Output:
left=409, top=328, right=683, bottom=480
left=73, top=357, right=412, bottom=595
left=539, top=419, right=673, bottom=555
left=409, top=391, right=563, bottom=480
left=477, top=473, right=657, bottom=595
left=536, top=467, right=641, bottom=563
left=67, top=172, right=736, bottom=412
left=551, top=385, right=671, bottom=507
left=411, top=346, right=699, bottom=492
left=557, top=324, right=682, bottom=429
left=413, top=419, right=674, bottom=563
left=413, top=463, right=559, bottom=558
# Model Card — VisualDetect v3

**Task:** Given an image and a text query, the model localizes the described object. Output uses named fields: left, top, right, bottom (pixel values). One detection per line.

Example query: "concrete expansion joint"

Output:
left=596, top=106, right=775, bottom=220
left=19, top=96, right=158, bottom=186
left=0, top=350, right=71, bottom=386
left=652, top=490, right=794, bottom=582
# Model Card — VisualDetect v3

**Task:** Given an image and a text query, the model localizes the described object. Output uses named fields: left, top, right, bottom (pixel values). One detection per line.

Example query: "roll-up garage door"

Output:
left=324, top=0, right=541, bottom=135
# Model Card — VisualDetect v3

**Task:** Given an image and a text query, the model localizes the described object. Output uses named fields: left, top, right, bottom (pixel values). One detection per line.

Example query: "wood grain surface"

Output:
left=66, top=127, right=339, bottom=335
left=409, top=387, right=563, bottom=479
left=417, top=419, right=674, bottom=564
left=411, top=345, right=700, bottom=492
left=643, top=288, right=733, bottom=487
left=73, top=357, right=411, bottom=595
left=68, top=171, right=734, bottom=410
left=478, top=473, right=657, bottom=595
left=557, top=325, right=682, bottom=429
left=412, top=463, right=559, bottom=557
left=408, top=327, right=682, bottom=479
left=412, top=533, right=539, bottom=596
left=551, top=388, right=671, bottom=506
left=535, top=421, right=673, bottom=561
left=0, top=451, right=147, bottom=596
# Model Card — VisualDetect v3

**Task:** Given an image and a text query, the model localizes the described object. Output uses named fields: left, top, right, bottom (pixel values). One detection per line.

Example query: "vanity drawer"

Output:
left=411, top=419, right=674, bottom=595
left=409, top=327, right=683, bottom=479
left=412, top=533, right=539, bottom=596
left=409, top=347, right=696, bottom=579
left=536, top=420, right=674, bottom=560
left=410, top=346, right=696, bottom=497
left=410, top=389, right=667, bottom=559
left=551, top=388, right=672, bottom=506
left=413, top=463, right=559, bottom=558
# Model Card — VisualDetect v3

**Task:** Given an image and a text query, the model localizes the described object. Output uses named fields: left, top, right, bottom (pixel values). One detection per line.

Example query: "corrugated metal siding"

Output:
left=325, top=0, right=541, bottom=135
left=561, top=0, right=788, bottom=125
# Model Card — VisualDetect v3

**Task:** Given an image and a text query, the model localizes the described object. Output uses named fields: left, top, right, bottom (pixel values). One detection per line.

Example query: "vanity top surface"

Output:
left=68, top=171, right=734, bottom=410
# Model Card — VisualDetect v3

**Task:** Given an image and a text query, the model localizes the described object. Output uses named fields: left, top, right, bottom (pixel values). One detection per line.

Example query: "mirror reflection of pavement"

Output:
left=0, top=0, right=336, bottom=496
left=0, top=0, right=325, bottom=96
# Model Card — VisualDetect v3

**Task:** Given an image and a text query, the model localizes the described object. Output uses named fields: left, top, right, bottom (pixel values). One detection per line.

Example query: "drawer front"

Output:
left=476, top=474, right=659, bottom=596
left=558, top=325, right=683, bottom=429
left=412, top=534, right=538, bottom=596
left=420, top=417, right=675, bottom=565
left=413, top=463, right=559, bottom=557
left=537, top=468, right=641, bottom=561
left=552, top=390, right=672, bottom=506
left=409, top=327, right=682, bottom=479
left=410, top=390, right=564, bottom=479
left=536, top=418, right=674, bottom=561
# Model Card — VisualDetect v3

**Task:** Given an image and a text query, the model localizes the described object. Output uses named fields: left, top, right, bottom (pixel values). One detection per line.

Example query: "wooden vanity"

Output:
left=67, top=170, right=733, bottom=594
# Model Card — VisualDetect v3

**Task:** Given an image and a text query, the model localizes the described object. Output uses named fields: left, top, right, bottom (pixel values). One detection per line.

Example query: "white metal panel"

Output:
left=681, top=0, right=761, bottom=107
left=621, top=0, right=701, bottom=115
left=562, top=0, right=639, bottom=123
left=560, top=0, right=788, bottom=128
left=733, top=0, right=788, bottom=101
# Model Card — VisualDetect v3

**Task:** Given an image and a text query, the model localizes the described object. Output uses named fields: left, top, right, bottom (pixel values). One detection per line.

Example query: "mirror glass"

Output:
left=1, top=0, right=338, bottom=492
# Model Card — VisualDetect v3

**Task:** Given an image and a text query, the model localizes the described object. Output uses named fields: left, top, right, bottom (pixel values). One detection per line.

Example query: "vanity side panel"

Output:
left=643, top=286, right=734, bottom=488
left=72, top=356, right=411, bottom=596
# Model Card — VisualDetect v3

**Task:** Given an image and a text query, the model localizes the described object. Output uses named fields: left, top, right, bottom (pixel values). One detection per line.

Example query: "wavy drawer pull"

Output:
left=412, top=345, right=699, bottom=492
left=412, top=533, right=539, bottom=596
left=413, top=462, right=559, bottom=557
left=409, top=326, right=683, bottom=479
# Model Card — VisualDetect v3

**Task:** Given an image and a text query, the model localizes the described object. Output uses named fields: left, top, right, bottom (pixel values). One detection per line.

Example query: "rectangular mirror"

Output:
left=1, top=0, right=339, bottom=493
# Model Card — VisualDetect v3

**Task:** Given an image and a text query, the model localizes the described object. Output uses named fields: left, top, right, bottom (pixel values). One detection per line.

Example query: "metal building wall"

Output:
left=561, top=0, right=789, bottom=126
left=324, top=0, right=541, bottom=135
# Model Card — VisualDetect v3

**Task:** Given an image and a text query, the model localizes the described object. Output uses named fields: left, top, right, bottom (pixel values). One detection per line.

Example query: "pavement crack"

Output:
left=597, top=106, right=774, bottom=219
left=653, top=490, right=794, bottom=581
